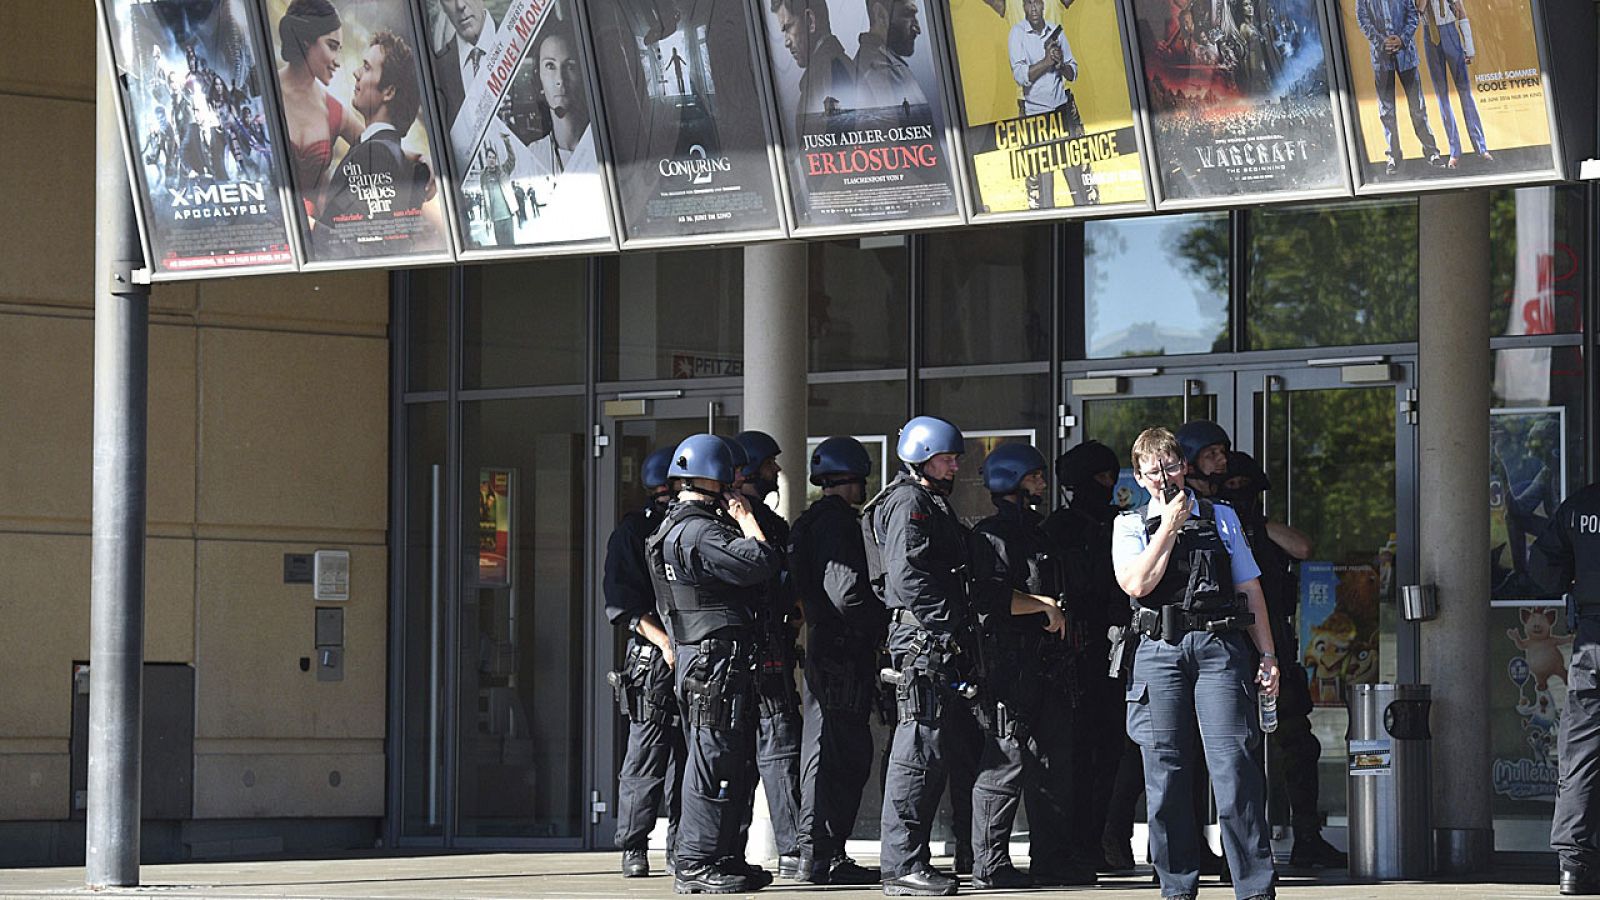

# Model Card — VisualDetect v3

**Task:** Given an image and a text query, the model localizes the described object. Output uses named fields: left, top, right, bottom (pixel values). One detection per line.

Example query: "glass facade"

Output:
left=393, top=184, right=1595, bottom=853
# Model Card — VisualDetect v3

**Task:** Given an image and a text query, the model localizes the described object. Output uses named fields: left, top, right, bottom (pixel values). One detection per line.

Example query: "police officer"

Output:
left=867, top=415, right=983, bottom=897
left=1216, top=450, right=1347, bottom=870
left=1528, top=482, right=1600, bottom=895
left=967, top=443, right=1094, bottom=889
left=789, top=436, right=884, bottom=885
left=605, top=447, right=685, bottom=878
left=1112, top=427, right=1279, bottom=900
left=1041, top=440, right=1133, bottom=872
left=647, top=434, right=782, bottom=894
left=731, top=430, right=805, bottom=879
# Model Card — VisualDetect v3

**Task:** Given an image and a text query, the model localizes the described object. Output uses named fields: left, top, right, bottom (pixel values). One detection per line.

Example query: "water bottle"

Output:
left=1258, top=689, right=1279, bottom=733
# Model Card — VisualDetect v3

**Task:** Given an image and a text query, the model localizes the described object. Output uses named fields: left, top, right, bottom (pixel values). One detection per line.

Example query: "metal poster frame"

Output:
left=256, top=0, right=461, bottom=272
left=580, top=0, right=791, bottom=251
left=95, top=0, right=304, bottom=280
left=431, top=0, right=620, bottom=262
left=935, top=0, right=1156, bottom=225
left=1327, top=0, right=1567, bottom=197
left=746, top=0, right=972, bottom=240
left=1118, top=0, right=1355, bottom=211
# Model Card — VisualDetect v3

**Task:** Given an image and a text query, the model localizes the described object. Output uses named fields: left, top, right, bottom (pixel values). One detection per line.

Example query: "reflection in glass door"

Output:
left=589, top=393, right=742, bottom=845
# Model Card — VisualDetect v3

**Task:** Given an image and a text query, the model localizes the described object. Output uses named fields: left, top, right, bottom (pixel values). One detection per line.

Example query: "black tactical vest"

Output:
left=645, top=502, right=751, bottom=644
left=1139, top=498, right=1236, bottom=614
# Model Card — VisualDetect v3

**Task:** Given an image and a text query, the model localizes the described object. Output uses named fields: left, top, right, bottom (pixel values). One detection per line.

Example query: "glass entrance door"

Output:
left=1062, top=369, right=1231, bottom=506
left=587, top=391, right=743, bottom=845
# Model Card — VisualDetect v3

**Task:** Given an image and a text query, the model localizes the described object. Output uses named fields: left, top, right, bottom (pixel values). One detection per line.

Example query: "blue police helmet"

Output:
left=982, top=443, right=1048, bottom=494
left=719, top=436, right=749, bottom=474
left=641, top=447, right=674, bottom=489
left=809, top=435, right=872, bottom=486
left=1175, top=420, right=1231, bottom=464
left=669, top=434, right=735, bottom=484
left=734, top=430, right=782, bottom=478
left=897, top=416, right=964, bottom=464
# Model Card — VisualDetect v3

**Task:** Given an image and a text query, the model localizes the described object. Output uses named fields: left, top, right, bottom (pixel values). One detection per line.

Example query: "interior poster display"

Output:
left=1331, top=0, right=1562, bottom=192
left=1299, top=560, right=1381, bottom=707
left=754, top=0, right=966, bottom=234
left=1490, top=603, right=1570, bottom=810
left=423, top=0, right=615, bottom=255
left=944, top=0, right=1151, bottom=219
left=586, top=0, right=787, bottom=246
left=98, top=0, right=298, bottom=277
left=478, top=467, right=514, bottom=587
left=264, top=0, right=453, bottom=265
left=1491, top=406, right=1566, bottom=601
left=1124, top=0, right=1351, bottom=207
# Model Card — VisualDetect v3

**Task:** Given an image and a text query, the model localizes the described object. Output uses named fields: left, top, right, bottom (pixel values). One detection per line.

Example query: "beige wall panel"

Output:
left=150, top=324, right=198, bottom=529
left=0, top=752, right=71, bottom=821
left=0, top=5, right=95, bottom=101
left=152, top=281, right=200, bottom=318
left=197, top=329, right=387, bottom=533
left=0, top=96, right=93, bottom=307
left=0, top=314, right=92, bottom=525
left=193, top=750, right=383, bottom=818
left=197, top=271, right=389, bottom=335
left=147, top=537, right=196, bottom=665
left=195, top=541, right=385, bottom=740
left=0, top=534, right=88, bottom=738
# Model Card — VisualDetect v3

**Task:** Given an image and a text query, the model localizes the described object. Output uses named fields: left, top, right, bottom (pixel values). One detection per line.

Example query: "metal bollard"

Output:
left=1347, top=683, right=1433, bottom=880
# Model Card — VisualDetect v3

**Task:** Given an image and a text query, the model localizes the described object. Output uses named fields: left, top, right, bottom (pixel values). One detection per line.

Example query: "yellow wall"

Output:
left=0, top=3, right=389, bottom=822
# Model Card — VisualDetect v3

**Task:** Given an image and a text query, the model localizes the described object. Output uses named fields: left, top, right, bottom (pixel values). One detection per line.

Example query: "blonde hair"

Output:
left=1131, top=427, right=1181, bottom=472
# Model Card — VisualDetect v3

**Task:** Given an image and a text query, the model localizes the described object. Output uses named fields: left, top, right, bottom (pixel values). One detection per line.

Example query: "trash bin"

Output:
left=1348, top=683, right=1432, bottom=880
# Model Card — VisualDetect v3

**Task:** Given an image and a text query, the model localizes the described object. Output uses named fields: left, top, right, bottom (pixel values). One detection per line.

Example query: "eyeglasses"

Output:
left=1140, top=461, right=1185, bottom=480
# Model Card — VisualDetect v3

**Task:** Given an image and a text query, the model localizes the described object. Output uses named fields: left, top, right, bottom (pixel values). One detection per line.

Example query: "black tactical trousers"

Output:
left=797, top=647, right=876, bottom=863
left=972, top=697, right=1076, bottom=877
left=1554, top=615, right=1600, bottom=871
left=614, top=651, right=686, bottom=855
left=1072, top=669, right=1128, bottom=856
left=879, top=626, right=984, bottom=879
left=674, top=640, right=757, bottom=870
left=744, top=701, right=803, bottom=857
left=1269, top=710, right=1323, bottom=835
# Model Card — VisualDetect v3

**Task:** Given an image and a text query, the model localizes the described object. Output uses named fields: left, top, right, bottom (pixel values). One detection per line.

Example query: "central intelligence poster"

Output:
left=264, top=0, right=452, bottom=264
left=586, top=0, right=785, bottom=245
left=945, top=0, right=1150, bottom=218
left=101, top=0, right=296, bottom=276
left=754, top=0, right=965, bottom=233
left=1127, top=0, right=1350, bottom=206
left=422, top=0, right=615, bottom=253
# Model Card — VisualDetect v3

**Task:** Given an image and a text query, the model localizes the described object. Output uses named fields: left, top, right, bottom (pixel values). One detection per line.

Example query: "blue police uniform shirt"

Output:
left=1110, top=489, right=1262, bottom=587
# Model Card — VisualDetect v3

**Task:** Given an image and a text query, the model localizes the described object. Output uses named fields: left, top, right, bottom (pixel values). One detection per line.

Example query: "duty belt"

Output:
left=1133, top=605, right=1255, bottom=643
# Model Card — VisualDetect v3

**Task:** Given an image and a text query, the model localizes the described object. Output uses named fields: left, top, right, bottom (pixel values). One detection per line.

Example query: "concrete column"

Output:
left=1417, top=191, right=1493, bottom=873
left=743, top=242, right=809, bottom=523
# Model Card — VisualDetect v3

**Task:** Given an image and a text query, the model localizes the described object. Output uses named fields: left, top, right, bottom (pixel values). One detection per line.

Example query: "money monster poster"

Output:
left=755, top=0, right=965, bottom=233
left=945, top=0, right=1150, bottom=218
left=422, top=0, right=615, bottom=253
left=586, top=0, right=786, bottom=245
left=1332, top=0, right=1560, bottom=190
left=100, top=0, right=297, bottom=276
left=265, top=0, right=451, bottom=264
left=1127, top=0, right=1350, bottom=206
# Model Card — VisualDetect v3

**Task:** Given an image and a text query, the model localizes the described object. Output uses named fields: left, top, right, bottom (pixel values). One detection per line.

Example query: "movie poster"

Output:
left=1490, top=603, right=1570, bottom=810
left=100, top=0, right=297, bottom=276
left=1491, top=407, right=1565, bottom=600
left=754, top=0, right=965, bottom=232
left=264, top=0, right=451, bottom=264
left=1127, top=0, right=1350, bottom=206
left=478, top=467, right=513, bottom=587
left=422, top=0, right=614, bottom=253
left=945, top=0, right=1150, bottom=218
left=1332, top=0, right=1560, bottom=190
left=585, top=0, right=786, bottom=245
left=1300, top=561, right=1381, bottom=707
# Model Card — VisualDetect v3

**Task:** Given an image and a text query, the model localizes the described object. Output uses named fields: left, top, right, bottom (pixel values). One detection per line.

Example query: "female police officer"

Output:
left=1111, top=427, right=1279, bottom=900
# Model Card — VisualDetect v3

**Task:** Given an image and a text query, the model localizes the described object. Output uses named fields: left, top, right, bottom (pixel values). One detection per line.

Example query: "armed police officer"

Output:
left=1215, top=448, right=1347, bottom=870
left=1528, top=481, right=1600, bottom=896
left=1041, top=440, right=1136, bottom=872
left=789, top=436, right=884, bottom=885
left=867, top=415, right=983, bottom=897
left=647, top=434, right=782, bottom=894
left=605, top=447, right=685, bottom=878
left=730, top=430, right=806, bottom=878
left=967, top=443, right=1095, bottom=889
left=1113, top=427, right=1279, bottom=900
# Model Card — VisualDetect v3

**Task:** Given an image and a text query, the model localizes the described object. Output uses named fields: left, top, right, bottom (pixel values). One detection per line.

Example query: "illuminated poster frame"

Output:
left=96, top=0, right=302, bottom=280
